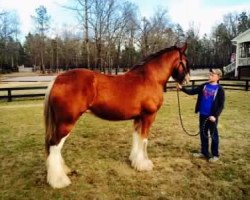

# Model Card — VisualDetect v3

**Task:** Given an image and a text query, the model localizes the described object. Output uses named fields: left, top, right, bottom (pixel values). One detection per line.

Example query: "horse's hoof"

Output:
left=132, top=159, right=154, bottom=171
left=47, top=174, right=71, bottom=189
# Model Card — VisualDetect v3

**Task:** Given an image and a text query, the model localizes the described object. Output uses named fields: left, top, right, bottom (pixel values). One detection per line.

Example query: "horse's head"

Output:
left=171, top=43, right=190, bottom=85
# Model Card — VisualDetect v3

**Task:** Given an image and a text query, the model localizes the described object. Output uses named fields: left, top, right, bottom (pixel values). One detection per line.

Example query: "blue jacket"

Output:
left=181, top=82, right=225, bottom=118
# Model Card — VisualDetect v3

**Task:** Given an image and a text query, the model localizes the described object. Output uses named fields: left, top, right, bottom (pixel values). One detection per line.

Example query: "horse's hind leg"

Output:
left=130, top=114, right=156, bottom=171
left=46, top=122, right=75, bottom=189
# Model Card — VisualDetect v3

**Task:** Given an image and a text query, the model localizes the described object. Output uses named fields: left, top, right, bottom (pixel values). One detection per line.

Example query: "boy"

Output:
left=177, top=69, right=225, bottom=162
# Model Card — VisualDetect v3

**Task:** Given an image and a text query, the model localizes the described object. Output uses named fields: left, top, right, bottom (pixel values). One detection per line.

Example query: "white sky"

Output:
left=1, top=0, right=250, bottom=40
left=133, top=0, right=250, bottom=35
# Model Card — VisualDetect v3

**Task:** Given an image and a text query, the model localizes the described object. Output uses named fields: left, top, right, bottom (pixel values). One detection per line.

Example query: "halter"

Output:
left=177, top=50, right=188, bottom=74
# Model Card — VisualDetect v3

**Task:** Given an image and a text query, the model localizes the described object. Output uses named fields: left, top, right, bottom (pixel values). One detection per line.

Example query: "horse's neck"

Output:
left=146, top=52, right=177, bottom=85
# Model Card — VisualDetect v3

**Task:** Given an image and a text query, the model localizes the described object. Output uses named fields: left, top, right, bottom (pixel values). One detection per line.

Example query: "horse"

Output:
left=44, top=43, right=190, bottom=188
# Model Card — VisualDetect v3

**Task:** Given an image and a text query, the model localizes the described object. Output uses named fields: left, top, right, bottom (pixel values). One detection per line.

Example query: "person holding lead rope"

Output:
left=177, top=69, right=225, bottom=162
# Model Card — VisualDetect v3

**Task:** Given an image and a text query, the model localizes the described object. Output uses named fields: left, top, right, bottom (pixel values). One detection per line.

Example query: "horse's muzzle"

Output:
left=181, top=74, right=190, bottom=85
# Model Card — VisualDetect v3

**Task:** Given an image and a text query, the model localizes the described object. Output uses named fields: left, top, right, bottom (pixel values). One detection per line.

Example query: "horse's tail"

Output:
left=44, top=80, right=55, bottom=157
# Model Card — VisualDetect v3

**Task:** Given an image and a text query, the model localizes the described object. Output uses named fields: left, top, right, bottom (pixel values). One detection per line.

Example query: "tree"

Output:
left=138, top=8, right=174, bottom=58
left=32, top=6, right=50, bottom=36
left=61, top=32, right=82, bottom=69
left=212, top=23, right=232, bottom=67
left=65, top=0, right=141, bottom=72
left=139, top=17, right=151, bottom=57
left=174, top=23, right=185, bottom=44
left=65, top=0, right=92, bottom=69
left=200, top=34, right=214, bottom=67
left=149, top=8, right=175, bottom=51
left=0, top=11, right=20, bottom=72
left=186, top=24, right=201, bottom=68
left=238, top=12, right=250, bottom=33
left=20, top=3, right=249, bottom=73
left=23, top=33, right=41, bottom=68
left=31, top=5, right=51, bottom=73
left=120, top=1, right=139, bottom=68
left=223, top=12, right=238, bottom=38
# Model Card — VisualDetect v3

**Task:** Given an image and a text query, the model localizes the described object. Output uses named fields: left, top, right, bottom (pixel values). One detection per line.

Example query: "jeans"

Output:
left=199, top=115, right=219, bottom=158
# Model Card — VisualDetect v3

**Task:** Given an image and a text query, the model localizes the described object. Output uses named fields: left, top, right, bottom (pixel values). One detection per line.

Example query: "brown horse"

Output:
left=44, top=44, right=190, bottom=188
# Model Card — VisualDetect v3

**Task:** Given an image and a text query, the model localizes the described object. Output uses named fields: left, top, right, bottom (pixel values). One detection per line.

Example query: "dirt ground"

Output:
left=0, top=72, right=55, bottom=88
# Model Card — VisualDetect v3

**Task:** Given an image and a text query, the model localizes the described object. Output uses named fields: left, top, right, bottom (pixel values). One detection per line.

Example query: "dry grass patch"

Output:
left=0, top=91, right=249, bottom=199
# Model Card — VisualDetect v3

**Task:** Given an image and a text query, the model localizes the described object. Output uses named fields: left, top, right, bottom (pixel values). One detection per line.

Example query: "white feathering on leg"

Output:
left=130, top=133, right=153, bottom=171
left=46, top=136, right=71, bottom=188
left=129, top=131, right=139, bottom=162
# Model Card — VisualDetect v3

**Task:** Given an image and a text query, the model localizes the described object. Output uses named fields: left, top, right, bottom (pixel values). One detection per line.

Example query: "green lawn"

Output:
left=0, top=91, right=249, bottom=200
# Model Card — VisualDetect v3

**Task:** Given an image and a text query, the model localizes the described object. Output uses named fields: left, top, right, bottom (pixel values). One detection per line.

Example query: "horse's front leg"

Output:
left=130, top=113, right=156, bottom=171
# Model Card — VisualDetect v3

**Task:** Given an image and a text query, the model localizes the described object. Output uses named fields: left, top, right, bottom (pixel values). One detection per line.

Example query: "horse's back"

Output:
left=55, top=68, right=94, bottom=84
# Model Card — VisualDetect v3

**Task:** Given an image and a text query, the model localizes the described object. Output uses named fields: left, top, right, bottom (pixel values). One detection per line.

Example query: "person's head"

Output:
left=208, top=69, right=222, bottom=83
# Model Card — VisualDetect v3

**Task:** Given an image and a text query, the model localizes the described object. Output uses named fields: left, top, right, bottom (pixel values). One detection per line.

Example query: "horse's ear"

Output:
left=180, top=42, right=187, bottom=53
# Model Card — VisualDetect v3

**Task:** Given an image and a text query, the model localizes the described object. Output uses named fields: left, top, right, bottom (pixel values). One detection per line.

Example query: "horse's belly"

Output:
left=89, top=104, right=139, bottom=121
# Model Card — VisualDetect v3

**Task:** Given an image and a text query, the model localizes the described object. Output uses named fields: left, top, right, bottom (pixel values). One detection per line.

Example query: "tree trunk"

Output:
left=84, top=0, right=90, bottom=69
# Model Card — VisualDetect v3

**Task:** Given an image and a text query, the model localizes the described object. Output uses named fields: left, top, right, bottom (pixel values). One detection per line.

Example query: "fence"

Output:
left=192, top=79, right=249, bottom=91
left=0, top=86, right=47, bottom=102
left=0, top=79, right=249, bottom=102
left=165, top=79, right=249, bottom=91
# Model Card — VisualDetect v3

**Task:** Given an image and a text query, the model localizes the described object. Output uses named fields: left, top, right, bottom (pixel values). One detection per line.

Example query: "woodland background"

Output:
left=1, top=0, right=250, bottom=73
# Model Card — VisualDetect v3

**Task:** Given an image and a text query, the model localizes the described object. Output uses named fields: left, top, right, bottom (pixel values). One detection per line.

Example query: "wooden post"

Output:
left=7, top=88, right=12, bottom=102
left=246, top=80, right=249, bottom=91
left=192, top=80, right=195, bottom=89
left=238, top=67, right=241, bottom=80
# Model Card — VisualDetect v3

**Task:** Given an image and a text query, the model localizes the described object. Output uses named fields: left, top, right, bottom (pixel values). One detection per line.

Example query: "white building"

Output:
left=231, top=28, right=250, bottom=78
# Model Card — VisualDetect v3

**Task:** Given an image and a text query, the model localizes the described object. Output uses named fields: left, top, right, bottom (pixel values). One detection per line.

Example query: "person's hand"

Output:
left=177, top=83, right=182, bottom=90
left=209, top=116, right=216, bottom=122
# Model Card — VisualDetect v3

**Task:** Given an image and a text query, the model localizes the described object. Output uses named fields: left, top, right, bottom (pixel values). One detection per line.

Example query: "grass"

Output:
left=0, top=91, right=250, bottom=200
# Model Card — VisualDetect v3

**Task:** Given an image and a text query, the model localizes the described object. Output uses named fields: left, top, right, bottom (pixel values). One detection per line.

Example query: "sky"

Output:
left=132, top=0, right=250, bottom=35
left=1, top=0, right=250, bottom=41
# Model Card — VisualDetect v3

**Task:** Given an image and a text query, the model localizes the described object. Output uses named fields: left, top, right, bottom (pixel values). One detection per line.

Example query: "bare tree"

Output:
left=186, top=24, right=201, bottom=68
left=238, top=11, right=250, bottom=33
left=149, top=8, right=174, bottom=51
left=137, top=8, right=173, bottom=58
left=223, top=13, right=238, bottom=38
left=62, top=0, right=92, bottom=69
left=103, top=1, right=138, bottom=73
left=119, top=2, right=139, bottom=68
left=31, top=5, right=51, bottom=73
left=174, top=23, right=185, bottom=44
left=0, top=11, right=19, bottom=39
left=139, top=17, right=151, bottom=57
left=0, top=11, right=20, bottom=71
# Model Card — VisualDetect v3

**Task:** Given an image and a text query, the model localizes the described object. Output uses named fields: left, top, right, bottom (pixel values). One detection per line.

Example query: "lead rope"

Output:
left=176, top=88, right=199, bottom=136
left=176, top=88, right=212, bottom=137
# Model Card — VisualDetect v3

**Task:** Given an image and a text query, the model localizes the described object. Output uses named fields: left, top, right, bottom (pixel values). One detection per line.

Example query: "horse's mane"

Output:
left=130, top=46, right=179, bottom=71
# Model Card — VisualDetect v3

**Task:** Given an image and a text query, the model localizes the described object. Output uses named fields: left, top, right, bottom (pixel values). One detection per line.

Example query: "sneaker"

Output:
left=209, top=156, right=219, bottom=162
left=192, top=153, right=205, bottom=158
